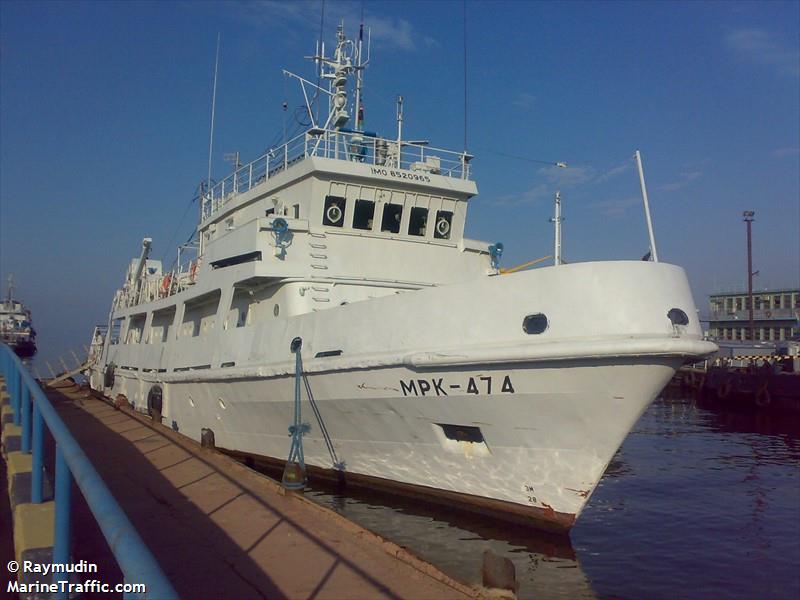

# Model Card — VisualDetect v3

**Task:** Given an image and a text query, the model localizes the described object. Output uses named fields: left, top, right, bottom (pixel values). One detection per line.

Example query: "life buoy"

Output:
left=161, top=274, right=172, bottom=296
left=326, top=204, right=343, bottom=224
left=755, top=383, right=771, bottom=407
left=435, top=217, right=451, bottom=237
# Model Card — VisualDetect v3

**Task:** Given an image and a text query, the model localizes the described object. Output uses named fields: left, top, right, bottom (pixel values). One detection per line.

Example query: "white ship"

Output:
left=1, top=275, right=37, bottom=358
left=88, top=26, right=716, bottom=532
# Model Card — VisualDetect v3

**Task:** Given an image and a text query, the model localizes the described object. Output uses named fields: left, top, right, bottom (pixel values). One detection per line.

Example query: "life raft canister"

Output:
left=161, top=273, right=172, bottom=295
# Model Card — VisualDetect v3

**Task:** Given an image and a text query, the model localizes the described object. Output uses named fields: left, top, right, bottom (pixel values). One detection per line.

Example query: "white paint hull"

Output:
left=90, top=261, right=716, bottom=530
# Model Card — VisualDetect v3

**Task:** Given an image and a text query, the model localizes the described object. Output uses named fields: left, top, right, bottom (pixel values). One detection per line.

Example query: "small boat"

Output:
left=0, top=275, right=37, bottom=358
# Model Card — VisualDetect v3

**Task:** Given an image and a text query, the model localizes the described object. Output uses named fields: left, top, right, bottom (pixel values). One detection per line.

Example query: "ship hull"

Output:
left=141, top=359, right=677, bottom=531
left=12, top=339, right=37, bottom=358
left=89, top=261, right=716, bottom=531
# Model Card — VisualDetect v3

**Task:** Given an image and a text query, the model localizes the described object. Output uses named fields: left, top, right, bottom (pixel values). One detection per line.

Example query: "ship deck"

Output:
left=3, top=380, right=477, bottom=599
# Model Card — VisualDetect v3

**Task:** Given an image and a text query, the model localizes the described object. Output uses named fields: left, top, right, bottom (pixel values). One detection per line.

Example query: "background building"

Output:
left=708, top=288, right=799, bottom=341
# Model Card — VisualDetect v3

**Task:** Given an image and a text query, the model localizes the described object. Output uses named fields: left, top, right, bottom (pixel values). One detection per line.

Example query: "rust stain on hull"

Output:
left=226, top=450, right=577, bottom=534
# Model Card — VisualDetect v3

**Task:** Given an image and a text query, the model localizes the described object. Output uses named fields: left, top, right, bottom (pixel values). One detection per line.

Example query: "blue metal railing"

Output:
left=0, top=344, right=177, bottom=599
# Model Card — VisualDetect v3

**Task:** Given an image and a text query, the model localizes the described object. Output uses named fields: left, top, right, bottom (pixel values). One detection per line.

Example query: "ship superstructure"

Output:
left=88, top=26, right=716, bottom=531
left=1, top=275, right=37, bottom=358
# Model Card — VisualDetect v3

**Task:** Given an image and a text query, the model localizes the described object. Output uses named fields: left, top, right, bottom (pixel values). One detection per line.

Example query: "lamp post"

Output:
left=743, top=211, right=755, bottom=341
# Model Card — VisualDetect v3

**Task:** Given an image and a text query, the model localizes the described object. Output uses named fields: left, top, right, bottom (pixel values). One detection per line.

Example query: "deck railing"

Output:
left=0, top=344, right=177, bottom=599
left=202, top=128, right=473, bottom=221
left=114, top=253, right=200, bottom=310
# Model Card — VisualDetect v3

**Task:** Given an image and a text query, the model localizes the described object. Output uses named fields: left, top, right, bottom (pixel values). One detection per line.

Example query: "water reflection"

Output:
left=305, top=486, right=597, bottom=600
left=575, top=392, right=800, bottom=600
left=252, top=391, right=800, bottom=600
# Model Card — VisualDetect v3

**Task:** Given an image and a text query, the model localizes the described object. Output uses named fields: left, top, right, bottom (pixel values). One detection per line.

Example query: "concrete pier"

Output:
left=21, top=382, right=478, bottom=599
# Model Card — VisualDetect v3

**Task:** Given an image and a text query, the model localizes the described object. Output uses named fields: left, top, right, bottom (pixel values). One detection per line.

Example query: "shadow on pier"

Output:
left=42, top=382, right=473, bottom=599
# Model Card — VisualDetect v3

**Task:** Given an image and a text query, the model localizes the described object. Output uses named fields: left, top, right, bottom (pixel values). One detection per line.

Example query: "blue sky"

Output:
left=1, top=0, right=798, bottom=367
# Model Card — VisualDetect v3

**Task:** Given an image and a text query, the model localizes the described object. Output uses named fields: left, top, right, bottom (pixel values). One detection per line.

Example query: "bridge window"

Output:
left=408, top=207, right=428, bottom=237
left=323, top=195, right=346, bottom=227
left=434, top=210, right=453, bottom=239
left=353, top=199, right=375, bottom=230
left=381, top=204, right=403, bottom=234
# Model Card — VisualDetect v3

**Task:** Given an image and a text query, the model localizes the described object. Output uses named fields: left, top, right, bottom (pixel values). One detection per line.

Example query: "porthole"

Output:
left=218, top=398, right=226, bottom=410
left=667, top=308, right=689, bottom=326
left=273, top=304, right=280, bottom=317
left=523, top=313, right=548, bottom=335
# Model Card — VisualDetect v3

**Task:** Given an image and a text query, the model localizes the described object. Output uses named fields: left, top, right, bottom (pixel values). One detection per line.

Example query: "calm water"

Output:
left=303, top=391, right=800, bottom=600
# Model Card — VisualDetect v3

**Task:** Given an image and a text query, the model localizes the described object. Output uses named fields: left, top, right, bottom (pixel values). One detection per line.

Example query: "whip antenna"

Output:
left=207, top=33, right=221, bottom=190
left=463, top=0, right=468, bottom=152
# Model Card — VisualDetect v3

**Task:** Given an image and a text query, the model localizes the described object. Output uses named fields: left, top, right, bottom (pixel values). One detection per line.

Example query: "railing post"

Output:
left=21, top=384, right=31, bottom=453
left=32, top=402, right=43, bottom=503
left=6, top=359, right=13, bottom=405
left=54, top=446, right=72, bottom=597
left=13, top=369, right=21, bottom=425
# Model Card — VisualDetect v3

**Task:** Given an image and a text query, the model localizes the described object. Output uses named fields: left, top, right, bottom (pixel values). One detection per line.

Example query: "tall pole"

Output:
left=551, top=191, right=562, bottom=266
left=743, top=211, right=755, bottom=341
left=634, top=150, right=659, bottom=262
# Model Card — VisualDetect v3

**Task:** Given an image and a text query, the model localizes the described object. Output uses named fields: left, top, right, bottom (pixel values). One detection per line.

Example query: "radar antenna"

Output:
left=285, top=24, right=369, bottom=135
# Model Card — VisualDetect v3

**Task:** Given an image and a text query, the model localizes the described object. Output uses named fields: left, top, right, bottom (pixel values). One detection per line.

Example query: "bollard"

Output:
left=482, top=549, right=519, bottom=595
